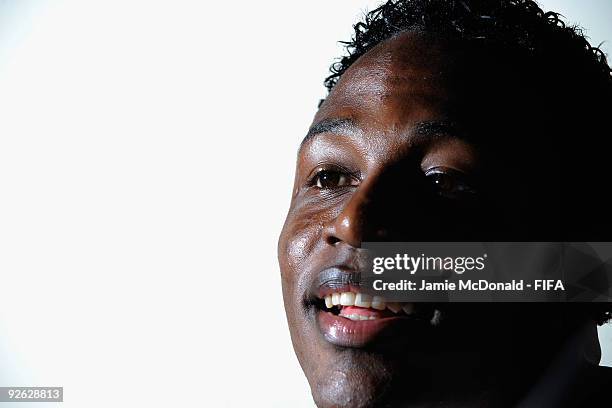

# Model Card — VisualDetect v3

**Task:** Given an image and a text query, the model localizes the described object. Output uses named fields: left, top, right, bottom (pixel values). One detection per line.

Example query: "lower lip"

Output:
left=317, top=309, right=409, bottom=347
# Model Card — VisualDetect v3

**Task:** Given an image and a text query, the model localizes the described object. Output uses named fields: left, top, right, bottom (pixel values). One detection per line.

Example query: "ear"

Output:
left=583, top=321, right=601, bottom=365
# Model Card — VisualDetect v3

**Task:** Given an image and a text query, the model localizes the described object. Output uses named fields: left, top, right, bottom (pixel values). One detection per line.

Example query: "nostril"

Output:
left=326, top=235, right=341, bottom=246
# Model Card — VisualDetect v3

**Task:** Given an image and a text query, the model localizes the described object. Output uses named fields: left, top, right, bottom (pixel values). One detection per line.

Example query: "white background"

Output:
left=0, top=1, right=610, bottom=407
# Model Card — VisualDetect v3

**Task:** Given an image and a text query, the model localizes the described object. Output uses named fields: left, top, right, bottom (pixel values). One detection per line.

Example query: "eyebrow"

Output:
left=410, top=120, right=465, bottom=143
left=299, top=118, right=464, bottom=151
left=300, top=118, right=360, bottom=149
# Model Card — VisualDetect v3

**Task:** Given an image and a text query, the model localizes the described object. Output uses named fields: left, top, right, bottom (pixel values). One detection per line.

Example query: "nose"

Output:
left=322, top=159, right=443, bottom=247
left=323, top=178, right=387, bottom=248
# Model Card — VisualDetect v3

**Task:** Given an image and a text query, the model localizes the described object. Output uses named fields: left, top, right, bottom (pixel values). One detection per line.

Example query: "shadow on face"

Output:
left=278, top=31, right=602, bottom=408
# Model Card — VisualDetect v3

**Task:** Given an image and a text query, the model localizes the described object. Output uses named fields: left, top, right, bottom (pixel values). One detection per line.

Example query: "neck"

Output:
left=385, top=322, right=600, bottom=408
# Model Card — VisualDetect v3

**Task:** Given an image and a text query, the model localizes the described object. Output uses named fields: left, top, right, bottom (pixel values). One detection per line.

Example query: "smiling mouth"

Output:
left=313, top=290, right=440, bottom=347
left=319, top=291, right=416, bottom=320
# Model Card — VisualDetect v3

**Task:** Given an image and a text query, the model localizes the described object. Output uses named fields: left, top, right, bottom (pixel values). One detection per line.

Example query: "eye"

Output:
left=311, top=168, right=357, bottom=189
left=425, top=167, right=476, bottom=199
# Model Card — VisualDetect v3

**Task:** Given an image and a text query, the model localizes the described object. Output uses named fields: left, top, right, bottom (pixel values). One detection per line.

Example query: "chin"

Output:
left=305, top=348, right=397, bottom=408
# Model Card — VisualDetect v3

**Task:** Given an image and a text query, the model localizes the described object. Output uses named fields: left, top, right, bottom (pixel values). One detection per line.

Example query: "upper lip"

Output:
left=304, top=248, right=371, bottom=302
left=313, top=266, right=364, bottom=298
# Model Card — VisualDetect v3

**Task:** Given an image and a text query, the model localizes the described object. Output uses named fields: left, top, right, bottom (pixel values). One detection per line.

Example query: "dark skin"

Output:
left=278, top=31, right=600, bottom=407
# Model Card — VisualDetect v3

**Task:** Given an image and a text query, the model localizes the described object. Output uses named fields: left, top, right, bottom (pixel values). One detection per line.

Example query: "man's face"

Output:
left=278, top=31, right=568, bottom=407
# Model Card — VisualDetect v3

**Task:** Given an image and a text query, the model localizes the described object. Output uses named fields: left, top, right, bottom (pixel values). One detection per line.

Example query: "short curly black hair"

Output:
left=322, top=0, right=612, bottom=325
left=324, top=0, right=611, bottom=93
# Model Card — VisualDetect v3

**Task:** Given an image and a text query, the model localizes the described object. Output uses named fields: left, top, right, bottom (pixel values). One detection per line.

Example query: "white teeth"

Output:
left=322, top=292, right=415, bottom=317
left=402, top=303, right=415, bottom=315
left=339, top=292, right=356, bottom=306
left=354, top=293, right=372, bottom=308
left=371, top=296, right=386, bottom=310
left=386, top=302, right=401, bottom=313
left=339, top=313, right=378, bottom=321
left=325, top=295, right=333, bottom=309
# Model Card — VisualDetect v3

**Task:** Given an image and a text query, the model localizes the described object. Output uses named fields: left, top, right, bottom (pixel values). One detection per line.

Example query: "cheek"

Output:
left=278, top=205, right=330, bottom=315
left=278, top=210, right=326, bottom=365
left=279, top=211, right=323, bottom=280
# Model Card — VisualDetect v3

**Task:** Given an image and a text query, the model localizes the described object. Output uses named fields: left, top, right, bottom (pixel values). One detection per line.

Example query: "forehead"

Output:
left=306, top=31, right=463, bottom=157
left=314, top=31, right=457, bottom=130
